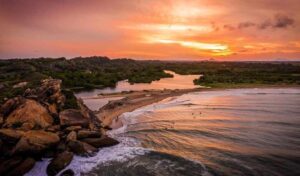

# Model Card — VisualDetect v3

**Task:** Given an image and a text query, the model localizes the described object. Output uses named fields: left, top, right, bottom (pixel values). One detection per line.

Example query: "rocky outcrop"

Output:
left=47, top=151, right=73, bottom=176
left=0, top=78, right=119, bottom=175
left=4, top=99, right=53, bottom=129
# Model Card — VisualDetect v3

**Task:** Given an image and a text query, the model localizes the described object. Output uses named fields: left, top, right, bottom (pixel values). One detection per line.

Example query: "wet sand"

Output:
left=95, top=88, right=206, bottom=127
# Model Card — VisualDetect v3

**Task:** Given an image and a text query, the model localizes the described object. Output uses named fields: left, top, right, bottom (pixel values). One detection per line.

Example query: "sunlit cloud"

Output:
left=123, top=24, right=213, bottom=33
left=147, top=38, right=229, bottom=54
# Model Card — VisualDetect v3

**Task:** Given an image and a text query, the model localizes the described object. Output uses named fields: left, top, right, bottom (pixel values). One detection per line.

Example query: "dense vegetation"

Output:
left=0, top=56, right=299, bottom=103
left=160, top=61, right=300, bottom=88
left=0, top=57, right=172, bottom=103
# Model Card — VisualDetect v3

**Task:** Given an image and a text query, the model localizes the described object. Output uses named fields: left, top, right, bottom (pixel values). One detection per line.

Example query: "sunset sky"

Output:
left=1, top=0, right=300, bottom=60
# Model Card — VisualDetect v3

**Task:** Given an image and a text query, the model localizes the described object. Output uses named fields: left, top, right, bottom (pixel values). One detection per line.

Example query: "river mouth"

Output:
left=75, top=70, right=201, bottom=111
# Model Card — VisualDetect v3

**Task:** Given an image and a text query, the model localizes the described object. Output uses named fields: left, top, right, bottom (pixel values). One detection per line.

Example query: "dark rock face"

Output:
left=81, top=136, right=119, bottom=148
left=47, top=151, right=74, bottom=176
left=59, top=109, right=89, bottom=127
left=0, top=156, right=23, bottom=175
left=77, top=130, right=101, bottom=139
left=60, top=169, right=75, bottom=176
left=5, top=157, right=35, bottom=176
left=68, top=140, right=97, bottom=156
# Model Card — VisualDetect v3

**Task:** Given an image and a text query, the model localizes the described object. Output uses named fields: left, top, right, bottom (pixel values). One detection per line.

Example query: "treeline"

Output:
left=1, top=57, right=300, bottom=103
left=159, top=61, right=300, bottom=87
left=0, top=56, right=171, bottom=103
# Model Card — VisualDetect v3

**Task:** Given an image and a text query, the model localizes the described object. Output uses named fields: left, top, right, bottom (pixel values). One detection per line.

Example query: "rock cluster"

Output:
left=0, top=79, right=119, bottom=176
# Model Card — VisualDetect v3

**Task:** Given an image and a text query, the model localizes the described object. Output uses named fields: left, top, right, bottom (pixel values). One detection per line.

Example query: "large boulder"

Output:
left=0, top=129, right=25, bottom=144
left=77, top=130, right=101, bottom=139
left=13, top=130, right=59, bottom=154
left=4, top=99, right=53, bottom=129
left=68, top=140, right=97, bottom=156
left=80, top=136, right=119, bottom=148
left=47, top=151, right=74, bottom=176
left=5, top=157, right=35, bottom=176
left=59, top=109, right=89, bottom=127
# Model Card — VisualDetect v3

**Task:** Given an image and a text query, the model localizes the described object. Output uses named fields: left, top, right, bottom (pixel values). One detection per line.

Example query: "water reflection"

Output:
left=76, top=70, right=200, bottom=98
left=76, top=70, right=200, bottom=110
left=111, top=88, right=300, bottom=176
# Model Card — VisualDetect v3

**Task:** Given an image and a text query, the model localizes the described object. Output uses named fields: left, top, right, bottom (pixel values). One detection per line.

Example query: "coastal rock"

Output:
left=46, top=125, right=61, bottom=132
left=81, top=136, right=119, bottom=148
left=66, top=131, right=77, bottom=142
left=0, top=156, right=23, bottom=175
left=5, top=157, right=35, bottom=176
left=5, top=99, right=53, bottom=129
left=77, top=130, right=101, bottom=139
left=68, top=140, right=97, bottom=156
left=77, top=99, right=101, bottom=130
left=0, top=129, right=25, bottom=144
left=47, top=151, right=74, bottom=176
left=60, top=169, right=75, bottom=176
left=0, top=97, right=25, bottom=117
left=65, top=125, right=82, bottom=132
left=59, top=109, right=89, bottom=127
left=13, top=130, right=59, bottom=154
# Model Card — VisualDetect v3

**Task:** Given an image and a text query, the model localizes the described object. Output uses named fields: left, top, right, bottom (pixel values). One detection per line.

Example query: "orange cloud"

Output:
left=0, top=0, right=299, bottom=60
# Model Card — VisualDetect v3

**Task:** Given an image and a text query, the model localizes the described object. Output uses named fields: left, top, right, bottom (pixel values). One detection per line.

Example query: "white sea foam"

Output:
left=26, top=136, right=150, bottom=176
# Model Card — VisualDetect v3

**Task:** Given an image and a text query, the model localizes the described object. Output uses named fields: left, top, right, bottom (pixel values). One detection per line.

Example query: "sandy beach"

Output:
left=95, top=88, right=207, bottom=128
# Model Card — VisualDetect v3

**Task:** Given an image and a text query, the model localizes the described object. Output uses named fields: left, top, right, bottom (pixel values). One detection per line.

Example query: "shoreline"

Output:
left=95, top=85, right=300, bottom=128
left=95, top=88, right=206, bottom=127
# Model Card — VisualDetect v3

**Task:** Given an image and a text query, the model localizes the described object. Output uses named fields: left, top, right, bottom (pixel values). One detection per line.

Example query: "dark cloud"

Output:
left=258, top=20, right=273, bottom=29
left=238, top=22, right=256, bottom=29
left=224, top=14, right=295, bottom=31
left=273, top=14, right=295, bottom=28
